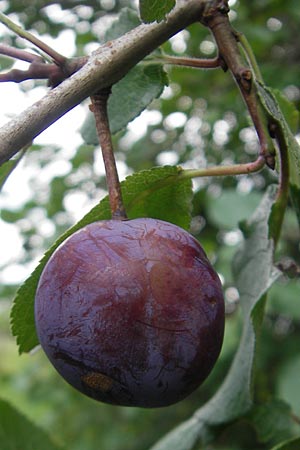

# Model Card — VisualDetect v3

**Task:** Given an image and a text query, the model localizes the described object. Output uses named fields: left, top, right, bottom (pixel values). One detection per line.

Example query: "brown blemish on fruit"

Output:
left=82, top=372, right=114, bottom=392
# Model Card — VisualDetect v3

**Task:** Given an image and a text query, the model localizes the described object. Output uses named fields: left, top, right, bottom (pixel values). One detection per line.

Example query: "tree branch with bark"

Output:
left=0, top=0, right=272, bottom=175
left=0, top=0, right=208, bottom=165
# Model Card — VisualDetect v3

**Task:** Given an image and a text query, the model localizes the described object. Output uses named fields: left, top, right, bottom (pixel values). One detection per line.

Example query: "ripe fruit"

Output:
left=35, top=218, right=224, bottom=408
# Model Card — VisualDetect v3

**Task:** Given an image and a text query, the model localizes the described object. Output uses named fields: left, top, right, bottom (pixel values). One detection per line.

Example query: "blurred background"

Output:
left=0, top=1, right=299, bottom=449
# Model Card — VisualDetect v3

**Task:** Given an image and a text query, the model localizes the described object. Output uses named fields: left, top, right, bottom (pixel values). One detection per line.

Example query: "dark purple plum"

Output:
left=35, top=218, right=224, bottom=408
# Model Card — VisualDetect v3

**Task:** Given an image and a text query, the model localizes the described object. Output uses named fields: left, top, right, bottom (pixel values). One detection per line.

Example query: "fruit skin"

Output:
left=35, top=218, right=224, bottom=408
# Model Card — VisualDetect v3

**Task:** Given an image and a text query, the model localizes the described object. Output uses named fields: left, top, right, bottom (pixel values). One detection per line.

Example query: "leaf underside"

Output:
left=256, top=82, right=300, bottom=228
left=150, top=185, right=281, bottom=450
left=0, top=397, right=63, bottom=450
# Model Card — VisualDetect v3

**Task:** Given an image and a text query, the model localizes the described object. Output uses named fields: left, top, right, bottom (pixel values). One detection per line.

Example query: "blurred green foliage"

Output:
left=0, top=1, right=299, bottom=449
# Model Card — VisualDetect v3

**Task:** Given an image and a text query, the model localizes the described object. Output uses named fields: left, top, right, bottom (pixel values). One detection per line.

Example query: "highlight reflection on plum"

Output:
left=35, top=218, right=224, bottom=408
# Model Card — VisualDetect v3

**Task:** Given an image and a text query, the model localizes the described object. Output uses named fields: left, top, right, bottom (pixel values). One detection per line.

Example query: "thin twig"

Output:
left=0, top=12, right=66, bottom=66
left=0, top=42, right=81, bottom=86
left=202, top=4, right=276, bottom=169
left=0, top=0, right=230, bottom=165
left=0, top=43, right=42, bottom=63
left=0, top=62, right=68, bottom=85
left=90, top=90, right=127, bottom=220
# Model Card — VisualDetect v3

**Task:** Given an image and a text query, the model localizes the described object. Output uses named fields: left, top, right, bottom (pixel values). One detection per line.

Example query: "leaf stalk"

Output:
left=179, top=156, right=265, bottom=180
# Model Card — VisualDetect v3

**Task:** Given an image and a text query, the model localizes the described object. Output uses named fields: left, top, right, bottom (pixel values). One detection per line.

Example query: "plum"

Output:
left=35, top=218, right=224, bottom=408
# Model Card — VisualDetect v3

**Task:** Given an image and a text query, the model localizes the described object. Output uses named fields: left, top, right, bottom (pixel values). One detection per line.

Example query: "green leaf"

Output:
left=0, top=160, right=15, bottom=191
left=47, top=177, right=67, bottom=217
left=139, top=0, right=176, bottom=23
left=277, top=354, right=300, bottom=417
left=268, top=198, right=285, bottom=243
left=289, top=184, right=300, bottom=227
left=80, top=116, right=98, bottom=146
left=0, top=146, right=27, bottom=191
left=110, top=64, right=167, bottom=133
left=268, top=279, right=300, bottom=320
left=151, top=418, right=200, bottom=450
left=270, top=437, right=300, bottom=450
left=255, top=82, right=300, bottom=227
left=11, top=166, right=192, bottom=353
left=207, top=189, right=262, bottom=230
left=105, top=7, right=141, bottom=40
left=71, top=144, right=94, bottom=169
left=151, top=185, right=281, bottom=450
left=81, top=64, right=167, bottom=143
left=81, top=8, right=168, bottom=143
left=0, top=397, right=63, bottom=450
left=248, top=399, right=295, bottom=446
left=273, top=90, right=299, bottom=135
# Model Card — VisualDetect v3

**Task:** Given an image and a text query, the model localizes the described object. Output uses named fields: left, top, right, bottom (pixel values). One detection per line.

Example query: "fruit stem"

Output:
left=90, top=89, right=127, bottom=220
